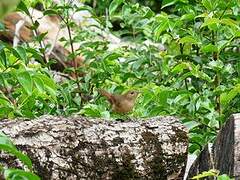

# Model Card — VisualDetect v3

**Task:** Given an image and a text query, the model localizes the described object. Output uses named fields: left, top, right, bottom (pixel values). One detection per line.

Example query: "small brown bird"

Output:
left=98, top=89, right=139, bottom=114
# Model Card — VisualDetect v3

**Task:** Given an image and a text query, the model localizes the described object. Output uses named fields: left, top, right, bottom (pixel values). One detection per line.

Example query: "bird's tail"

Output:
left=98, top=89, right=114, bottom=104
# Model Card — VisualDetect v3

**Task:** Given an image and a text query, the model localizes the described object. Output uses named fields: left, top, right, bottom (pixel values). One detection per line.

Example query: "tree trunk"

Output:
left=0, top=116, right=188, bottom=180
left=187, top=113, right=240, bottom=179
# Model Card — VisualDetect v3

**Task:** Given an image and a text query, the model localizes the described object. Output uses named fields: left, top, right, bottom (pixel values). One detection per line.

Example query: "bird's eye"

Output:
left=130, top=92, right=134, bottom=94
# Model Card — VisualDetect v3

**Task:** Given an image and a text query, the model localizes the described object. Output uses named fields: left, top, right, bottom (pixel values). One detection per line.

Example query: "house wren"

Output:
left=98, top=89, right=139, bottom=114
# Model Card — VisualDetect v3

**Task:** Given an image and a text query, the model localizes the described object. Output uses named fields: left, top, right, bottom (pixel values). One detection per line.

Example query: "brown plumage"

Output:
left=98, top=89, right=139, bottom=114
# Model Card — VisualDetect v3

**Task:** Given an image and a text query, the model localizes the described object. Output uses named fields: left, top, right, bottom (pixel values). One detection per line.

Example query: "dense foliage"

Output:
left=0, top=0, right=240, bottom=158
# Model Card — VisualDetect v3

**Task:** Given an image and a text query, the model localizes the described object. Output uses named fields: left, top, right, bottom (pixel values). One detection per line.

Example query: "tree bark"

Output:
left=0, top=116, right=188, bottom=180
left=187, top=113, right=240, bottom=179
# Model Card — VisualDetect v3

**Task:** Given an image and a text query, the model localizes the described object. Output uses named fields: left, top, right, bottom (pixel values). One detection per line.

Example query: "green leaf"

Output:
left=180, top=13, right=195, bottom=21
left=26, top=48, right=44, bottom=64
left=0, top=94, right=12, bottom=106
left=13, top=46, right=28, bottom=64
left=154, top=21, right=169, bottom=41
left=109, top=0, right=124, bottom=16
left=43, top=9, right=58, bottom=16
left=33, top=76, right=45, bottom=93
left=179, top=36, right=199, bottom=44
left=4, top=169, right=40, bottom=180
left=191, top=65, right=211, bottom=82
left=201, top=44, right=218, bottom=53
left=162, top=0, right=178, bottom=9
left=80, top=104, right=101, bottom=117
left=0, top=144, right=33, bottom=170
left=171, top=62, right=191, bottom=74
left=0, top=22, right=5, bottom=31
left=221, top=84, right=240, bottom=106
left=184, top=121, right=201, bottom=129
left=17, top=71, right=33, bottom=96
left=0, top=47, right=7, bottom=67
left=202, top=0, right=214, bottom=10
left=201, top=18, right=220, bottom=29
left=208, top=60, right=224, bottom=71
left=0, top=134, right=32, bottom=170
left=235, top=31, right=240, bottom=37
left=220, top=18, right=239, bottom=28
left=76, top=6, right=95, bottom=15
left=103, top=52, right=122, bottom=61
left=141, top=91, right=154, bottom=106
left=218, top=174, right=233, bottom=180
left=36, top=74, right=57, bottom=100
left=192, top=169, right=219, bottom=179
left=17, top=1, right=30, bottom=16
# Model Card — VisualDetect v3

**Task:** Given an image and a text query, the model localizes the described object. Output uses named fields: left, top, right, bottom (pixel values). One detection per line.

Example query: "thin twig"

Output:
left=29, top=8, right=48, bottom=64
left=64, top=3, right=81, bottom=94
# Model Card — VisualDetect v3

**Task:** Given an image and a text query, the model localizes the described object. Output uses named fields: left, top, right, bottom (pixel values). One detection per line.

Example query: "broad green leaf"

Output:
left=109, top=0, right=124, bottom=16
left=141, top=91, right=154, bottom=106
left=4, top=169, right=40, bottom=180
left=43, top=9, right=58, bottom=16
left=103, top=52, right=122, bottom=61
left=154, top=21, right=169, bottom=41
left=142, top=6, right=155, bottom=18
left=76, top=6, right=95, bottom=15
left=162, top=0, right=178, bottom=9
left=220, top=18, right=239, bottom=28
left=37, top=74, right=57, bottom=91
left=157, top=90, right=171, bottom=106
left=36, top=74, right=57, bottom=101
left=221, top=84, right=240, bottom=106
left=201, top=18, right=220, bottom=29
left=17, top=71, right=33, bottom=96
left=179, top=36, right=199, bottom=44
left=195, top=13, right=208, bottom=19
left=208, top=60, right=224, bottom=71
left=171, top=62, right=191, bottom=74
left=201, top=44, right=218, bottom=53
left=202, top=0, right=214, bottom=10
left=33, top=76, right=45, bottom=93
left=235, top=31, right=240, bottom=37
left=100, top=111, right=111, bottom=119
left=26, top=48, right=44, bottom=64
left=80, top=104, right=101, bottom=117
left=0, top=135, right=32, bottom=170
left=191, top=65, right=212, bottom=82
left=184, top=121, right=201, bottom=129
left=190, top=134, right=205, bottom=145
left=122, top=4, right=131, bottom=17
left=13, top=46, right=28, bottom=64
left=218, top=174, right=233, bottom=180
left=17, top=1, right=30, bottom=16
left=217, top=40, right=229, bottom=52
left=0, top=134, right=15, bottom=147
left=189, top=143, right=201, bottom=154
left=180, top=13, right=195, bottom=21
left=0, top=94, right=12, bottom=106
